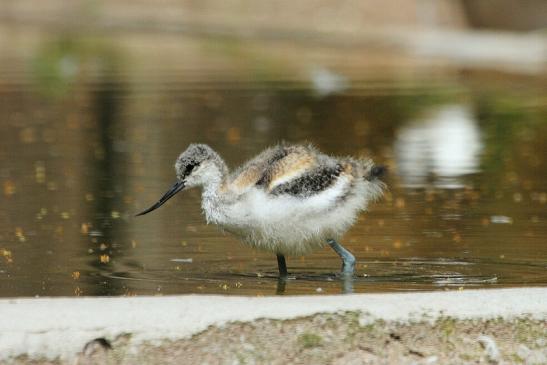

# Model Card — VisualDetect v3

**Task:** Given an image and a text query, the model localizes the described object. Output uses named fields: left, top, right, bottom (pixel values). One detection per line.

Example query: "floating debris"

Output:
left=490, top=216, right=513, bottom=224
left=186, top=225, right=198, bottom=233
left=226, top=127, right=241, bottom=145
left=15, top=227, right=26, bottom=242
left=72, top=271, right=80, bottom=280
left=3, top=180, right=15, bottom=196
left=513, top=192, right=523, bottom=203
left=89, top=230, right=104, bottom=237
left=442, top=213, right=462, bottom=221
left=1, top=249, right=13, bottom=263
left=46, top=181, right=58, bottom=191
left=36, top=208, right=48, bottom=220
left=34, top=161, right=46, bottom=183
left=99, top=254, right=110, bottom=264
left=81, top=223, right=90, bottom=235
left=169, top=258, right=193, bottom=263
left=423, top=230, right=443, bottom=238
left=20, top=127, right=36, bottom=144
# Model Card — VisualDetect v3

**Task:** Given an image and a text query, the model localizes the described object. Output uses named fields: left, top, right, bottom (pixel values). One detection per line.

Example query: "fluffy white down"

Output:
left=202, top=176, right=383, bottom=256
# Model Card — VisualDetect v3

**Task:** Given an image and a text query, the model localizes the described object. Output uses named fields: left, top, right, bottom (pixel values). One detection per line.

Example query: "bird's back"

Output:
left=228, top=144, right=314, bottom=192
left=228, top=143, right=379, bottom=198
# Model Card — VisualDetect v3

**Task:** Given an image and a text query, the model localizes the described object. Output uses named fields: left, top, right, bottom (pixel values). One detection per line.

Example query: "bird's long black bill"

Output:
left=135, top=180, right=185, bottom=216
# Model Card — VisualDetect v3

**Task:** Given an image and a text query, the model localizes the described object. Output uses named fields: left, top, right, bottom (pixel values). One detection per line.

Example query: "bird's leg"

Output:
left=276, top=277, right=287, bottom=295
left=327, top=239, right=355, bottom=275
left=276, top=254, right=288, bottom=278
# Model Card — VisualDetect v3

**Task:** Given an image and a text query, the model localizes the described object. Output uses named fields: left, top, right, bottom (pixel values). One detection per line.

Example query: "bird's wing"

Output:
left=255, top=145, right=356, bottom=198
left=268, top=162, right=347, bottom=197
left=229, top=145, right=318, bottom=192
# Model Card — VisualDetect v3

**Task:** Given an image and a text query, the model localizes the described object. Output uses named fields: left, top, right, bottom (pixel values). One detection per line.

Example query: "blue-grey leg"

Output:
left=276, top=254, right=288, bottom=278
left=327, top=239, right=356, bottom=275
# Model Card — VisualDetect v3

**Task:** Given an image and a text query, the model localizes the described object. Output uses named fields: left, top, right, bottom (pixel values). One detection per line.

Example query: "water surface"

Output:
left=0, top=41, right=545, bottom=296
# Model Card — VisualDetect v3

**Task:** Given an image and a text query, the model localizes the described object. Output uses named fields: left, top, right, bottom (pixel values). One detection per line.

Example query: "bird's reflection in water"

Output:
left=341, top=274, right=354, bottom=294
left=275, top=274, right=354, bottom=295
left=276, top=277, right=287, bottom=295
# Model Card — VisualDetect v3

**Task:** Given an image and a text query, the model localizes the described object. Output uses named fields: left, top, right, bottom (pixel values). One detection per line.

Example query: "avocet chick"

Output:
left=137, top=144, right=385, bottom=277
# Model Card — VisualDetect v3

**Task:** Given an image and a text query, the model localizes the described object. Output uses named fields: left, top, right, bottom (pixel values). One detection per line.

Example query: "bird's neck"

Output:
left=201, top=159, right=229, bottom=224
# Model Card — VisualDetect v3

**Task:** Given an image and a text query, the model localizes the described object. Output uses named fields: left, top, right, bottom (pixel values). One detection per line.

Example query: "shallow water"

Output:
left=1, top=42, right=546, bottom=296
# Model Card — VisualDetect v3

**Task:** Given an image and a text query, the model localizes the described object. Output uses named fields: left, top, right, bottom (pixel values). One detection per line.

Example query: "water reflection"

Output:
left=395, top=104, right=483, bottom=188
left=86, top=79, right=129, bottom=296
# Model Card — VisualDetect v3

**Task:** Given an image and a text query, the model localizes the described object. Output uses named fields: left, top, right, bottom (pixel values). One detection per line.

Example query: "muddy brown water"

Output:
left=0, top=65, right=546, bottom=296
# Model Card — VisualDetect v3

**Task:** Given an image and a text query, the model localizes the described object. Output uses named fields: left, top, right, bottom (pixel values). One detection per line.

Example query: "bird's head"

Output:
left=136, top=144, right=224, bottom=216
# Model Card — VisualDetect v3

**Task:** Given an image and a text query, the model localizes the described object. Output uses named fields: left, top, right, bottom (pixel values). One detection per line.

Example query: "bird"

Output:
left=136, top=143, right=385, bottom=278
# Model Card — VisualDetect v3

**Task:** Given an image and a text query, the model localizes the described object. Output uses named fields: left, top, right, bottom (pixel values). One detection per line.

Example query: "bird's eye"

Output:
left=185, top=162, right=198, bottom=176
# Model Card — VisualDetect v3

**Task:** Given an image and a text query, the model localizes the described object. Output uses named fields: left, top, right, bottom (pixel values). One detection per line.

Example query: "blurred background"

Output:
left=0, top=0, right=546, bottom=296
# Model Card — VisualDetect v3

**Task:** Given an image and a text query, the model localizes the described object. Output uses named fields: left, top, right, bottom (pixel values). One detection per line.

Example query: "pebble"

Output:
left=517, top=344, right=547, bottom=365
left=478, top=335, right=500, bottom=363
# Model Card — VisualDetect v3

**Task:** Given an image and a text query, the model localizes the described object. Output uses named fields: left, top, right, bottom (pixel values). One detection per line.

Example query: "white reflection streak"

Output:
left=394, top=104, right=483, bottom=189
